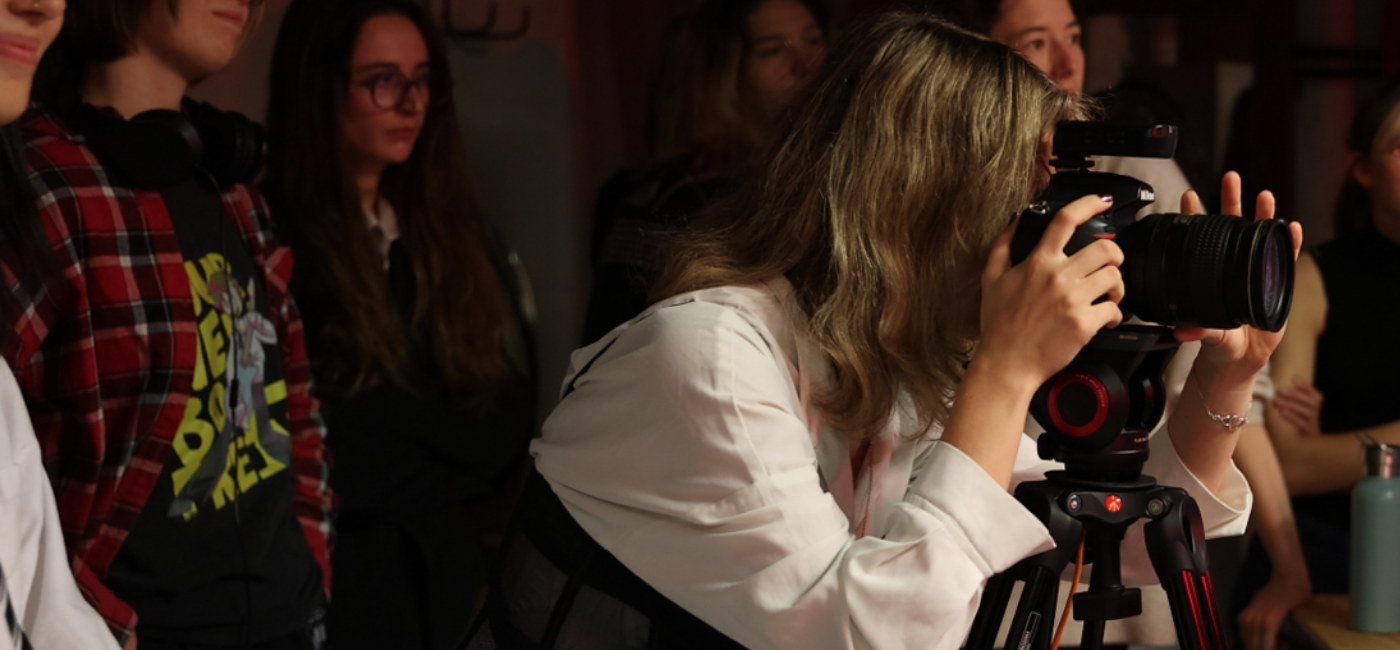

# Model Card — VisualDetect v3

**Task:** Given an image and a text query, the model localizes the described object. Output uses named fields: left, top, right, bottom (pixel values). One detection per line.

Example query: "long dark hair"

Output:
left=0, top=125, right=56, bottom=359
left=1335, top=77, right=1400, bottom=238
left=651, top=0, right=829, bottom=171
left=264, top=0, right=510, bottom=402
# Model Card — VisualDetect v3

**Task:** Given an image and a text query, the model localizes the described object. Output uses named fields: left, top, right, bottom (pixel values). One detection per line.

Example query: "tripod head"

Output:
left=1029, top=324, right=1180, bottom=483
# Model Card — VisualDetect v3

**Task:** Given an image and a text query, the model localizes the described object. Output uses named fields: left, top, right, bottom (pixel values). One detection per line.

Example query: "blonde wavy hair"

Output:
left=653, top=11, right=1085, bottom=439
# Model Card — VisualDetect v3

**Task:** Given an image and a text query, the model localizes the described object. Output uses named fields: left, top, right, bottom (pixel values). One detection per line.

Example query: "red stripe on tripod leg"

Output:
left=1182, top=570, right=1207, bottom=648
left=1202, top=571, right=1226, bottom=648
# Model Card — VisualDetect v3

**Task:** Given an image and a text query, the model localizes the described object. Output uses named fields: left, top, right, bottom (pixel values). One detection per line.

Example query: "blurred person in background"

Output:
left=264, top=0, right=537, bottom=647
left=1235, top=75, right=1400, bottom=636
left=581, top=0, right=828, bottom=344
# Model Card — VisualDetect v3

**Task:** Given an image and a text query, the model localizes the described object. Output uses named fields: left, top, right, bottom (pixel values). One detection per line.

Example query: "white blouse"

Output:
left=533, top=278, right=1252, bottom=650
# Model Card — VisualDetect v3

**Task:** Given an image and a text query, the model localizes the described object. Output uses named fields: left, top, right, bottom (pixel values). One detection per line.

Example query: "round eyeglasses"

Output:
left=356, top=70, right=451, bottom=111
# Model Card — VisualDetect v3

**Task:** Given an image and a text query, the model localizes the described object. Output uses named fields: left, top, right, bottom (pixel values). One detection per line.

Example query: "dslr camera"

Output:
left=1011, top=121, right=1294, bottom=332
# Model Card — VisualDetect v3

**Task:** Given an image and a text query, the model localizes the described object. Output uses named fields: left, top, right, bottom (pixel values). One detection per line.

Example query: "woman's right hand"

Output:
left=977, top=194, right=1125, bottom=391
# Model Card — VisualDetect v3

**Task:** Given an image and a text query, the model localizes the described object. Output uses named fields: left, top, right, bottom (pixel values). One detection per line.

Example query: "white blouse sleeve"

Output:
left=0, top=363, right=120, bottom=650
left=535, top=303, right=1058, bottom=650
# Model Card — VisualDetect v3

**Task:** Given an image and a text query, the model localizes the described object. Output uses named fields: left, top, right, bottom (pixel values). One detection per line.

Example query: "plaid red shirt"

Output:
left=0, top=108, right=333, bottom=644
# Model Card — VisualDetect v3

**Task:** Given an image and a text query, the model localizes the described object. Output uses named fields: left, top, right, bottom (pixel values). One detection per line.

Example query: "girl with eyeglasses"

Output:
left=263, top=0, right=537, bottom=647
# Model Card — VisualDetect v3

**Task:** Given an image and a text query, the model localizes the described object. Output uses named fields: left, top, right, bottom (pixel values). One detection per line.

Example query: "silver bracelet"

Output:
left=1195, top=377, right=1251, bottom=432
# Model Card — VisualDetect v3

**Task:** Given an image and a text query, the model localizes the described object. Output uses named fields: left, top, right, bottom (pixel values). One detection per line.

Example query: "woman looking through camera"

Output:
left=510, top=12, right=1296, bottom=649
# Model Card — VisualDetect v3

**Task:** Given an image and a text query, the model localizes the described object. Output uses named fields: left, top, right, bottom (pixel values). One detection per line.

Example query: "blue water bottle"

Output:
left=1351, top=443, right=1400, bottom=632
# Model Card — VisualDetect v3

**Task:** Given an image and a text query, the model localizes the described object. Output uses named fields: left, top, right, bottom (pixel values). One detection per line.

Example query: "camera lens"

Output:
left=1117, top=214, right=1294, bottom=331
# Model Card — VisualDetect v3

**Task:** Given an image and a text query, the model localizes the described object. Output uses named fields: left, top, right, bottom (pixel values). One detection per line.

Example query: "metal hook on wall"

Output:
left=442, top=1, right=531, bottom=41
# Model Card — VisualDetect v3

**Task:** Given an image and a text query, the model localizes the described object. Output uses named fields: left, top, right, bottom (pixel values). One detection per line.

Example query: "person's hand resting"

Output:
left=1273, top=382, right=1325, bottom=437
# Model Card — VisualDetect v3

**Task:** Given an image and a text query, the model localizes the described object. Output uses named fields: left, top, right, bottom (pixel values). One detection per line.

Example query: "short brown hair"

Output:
left=34, top=0, right=266, bottom=104
left=63, top=0, right=178, bottom=64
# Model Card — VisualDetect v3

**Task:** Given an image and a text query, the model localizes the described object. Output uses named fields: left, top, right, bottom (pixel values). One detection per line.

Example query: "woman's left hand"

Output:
left=1174, top=172, right=1305, bottom=379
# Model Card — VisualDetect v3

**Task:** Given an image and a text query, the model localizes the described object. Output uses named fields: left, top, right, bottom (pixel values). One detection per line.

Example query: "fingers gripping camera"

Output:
left=1011, top=122, right=1295, bottom=333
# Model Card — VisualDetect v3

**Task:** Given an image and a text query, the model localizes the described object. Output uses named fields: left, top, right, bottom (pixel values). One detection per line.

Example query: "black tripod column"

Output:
left=1144, top=488, right=1226, bottom=650
left=1074, top=523, right=1140, bottom=650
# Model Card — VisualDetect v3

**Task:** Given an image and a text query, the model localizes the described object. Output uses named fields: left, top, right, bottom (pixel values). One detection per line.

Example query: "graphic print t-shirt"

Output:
left=105, top=179, right=322, bottom=643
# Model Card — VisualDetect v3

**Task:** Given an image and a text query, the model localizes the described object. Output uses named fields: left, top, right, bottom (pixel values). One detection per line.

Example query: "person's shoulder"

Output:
left=19, top=105, right=79, bottom=141
left=19, top=105, right=87, bottom=161
left=637, top=283, right=786, bottom=348
left=583, top=281, right=795, bottom=377
left=1095, top=155, right=1186, bottom=181
left=18, top=106, right=109, bottom=195
left=1288, top=250, right=1327, bottom=333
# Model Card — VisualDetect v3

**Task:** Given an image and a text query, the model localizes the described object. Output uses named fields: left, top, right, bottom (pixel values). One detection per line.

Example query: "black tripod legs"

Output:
left=969, top=565, right=1066, bottom=650
left=1144, top=488, right=1227, bottom=650
left=967, top=480, right=1084, bottom=650
left=966, top=479, right=1228, bottom=650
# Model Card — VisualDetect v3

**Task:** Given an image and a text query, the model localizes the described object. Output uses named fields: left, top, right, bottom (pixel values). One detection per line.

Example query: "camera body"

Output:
left=1010, top=169, right=1156, bottom=296
left=1009, top=121, right=1170, bottom=262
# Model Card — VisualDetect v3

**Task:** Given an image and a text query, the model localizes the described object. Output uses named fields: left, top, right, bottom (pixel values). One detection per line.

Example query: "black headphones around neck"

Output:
left=70, top=98, right=266, bottom=189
